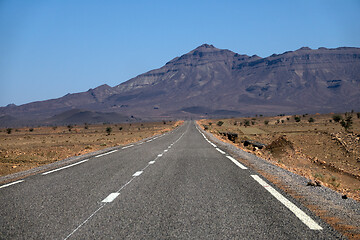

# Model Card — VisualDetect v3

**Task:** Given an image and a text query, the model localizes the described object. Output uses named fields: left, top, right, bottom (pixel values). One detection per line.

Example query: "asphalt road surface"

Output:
left=1, top=121, right=343, bottom=239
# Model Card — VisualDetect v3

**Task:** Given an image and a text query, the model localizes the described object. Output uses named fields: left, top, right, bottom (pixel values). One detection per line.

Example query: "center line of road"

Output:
left=42, top=159, right=89, bottom=175
left=133, top=171, right=143, bottom=177
left=0, top=179, right=24, bottom=189
left=102, top=193, right=120, bottom=203
left=63, top=128, right=186, bottom=239
left=251, top=175, right=323, bottom=230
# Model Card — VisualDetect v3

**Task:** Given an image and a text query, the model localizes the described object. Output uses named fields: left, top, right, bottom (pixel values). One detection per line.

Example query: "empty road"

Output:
left=1, top=121, right=343, bottom=239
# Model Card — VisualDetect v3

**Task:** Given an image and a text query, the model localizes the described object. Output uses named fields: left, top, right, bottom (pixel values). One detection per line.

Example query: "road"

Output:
left=1, top=121, right=343, bottom=239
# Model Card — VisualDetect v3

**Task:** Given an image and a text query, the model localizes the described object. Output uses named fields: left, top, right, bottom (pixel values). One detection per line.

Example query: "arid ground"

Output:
left=0, top=121, right=183, bottom=176
left=198, top=112, right=360, bottom=201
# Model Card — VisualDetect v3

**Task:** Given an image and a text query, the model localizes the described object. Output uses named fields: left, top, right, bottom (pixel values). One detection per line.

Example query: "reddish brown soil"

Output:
left=199, top=113, right=360, bottom=201
left=0, top=121, right=183, bottom=176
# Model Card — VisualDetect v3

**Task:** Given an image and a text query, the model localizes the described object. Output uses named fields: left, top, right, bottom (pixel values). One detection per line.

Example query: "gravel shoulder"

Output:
left=198, top=122, right=360, bottom=240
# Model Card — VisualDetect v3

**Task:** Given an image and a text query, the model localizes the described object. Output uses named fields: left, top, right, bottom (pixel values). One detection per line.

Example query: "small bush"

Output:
left=119, top=127, right=123, bottom=131
left=29, top=128, right=34, bottom=132
left=308, top=117, right=315, bottom=123
left=67, top=125, right=73, bottom=132
left=340, top=113, right=352, bottom=132
left=217, top=121, right=224, bottom=126
left=332, top=115, right=342, bottom=122
left=243, top=120, right=250, bottom=127
left=357, top=112, right=360, bottom=119
left=106, top=127, right=112, bottom=135
left=264, top=120, right=269, bottom=125
left=6, top=128, right=12, bottom=134
left=294, top=116, right=301, bottom=122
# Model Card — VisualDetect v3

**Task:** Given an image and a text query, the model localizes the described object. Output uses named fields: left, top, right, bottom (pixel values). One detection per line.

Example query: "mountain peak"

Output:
left=196, top=43, right=215, bottom=49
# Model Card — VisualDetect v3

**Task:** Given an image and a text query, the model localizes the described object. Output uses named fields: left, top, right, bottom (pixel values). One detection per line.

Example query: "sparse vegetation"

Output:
left=294, top=116, right=301, bottom=122
left=243, top=120, right=250, bottom=127
left=314, top=172, right=324, bottom=181
left=332, top=114, right=342, bottom=122
left=29, top=128, right=34, bottom=132
left=340, top=113, right=352, bottom=132
left=217, top=121, right=224, bottom=126
left=106, top=127, right=112, bottom=135
left=198, top=112, right=360, bottom=201
left=0, top=121, right=183, bottom=177
left=6, top=128, right=12, bottom=134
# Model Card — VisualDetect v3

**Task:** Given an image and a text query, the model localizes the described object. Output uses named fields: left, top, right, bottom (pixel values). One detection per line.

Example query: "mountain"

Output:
left=44, top=109, right=132, bottom=125
left=1, top=44, right=360, bottom=127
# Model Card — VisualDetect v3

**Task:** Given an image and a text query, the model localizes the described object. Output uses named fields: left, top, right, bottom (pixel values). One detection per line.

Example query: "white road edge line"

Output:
left=226, top=156, right=248, bottom=169
left=42, top=159, right=89, bottom=175
left=215, top=148, right=226, bottom=154
left=122, top=144, right=134, bottom=149
left=0, top=180, right=24, bottom=189
left=95, top=150, right=118, bottom=158
left=102, top=193, right=120, bottom=203
left=251, top=175, right=323, bottom=230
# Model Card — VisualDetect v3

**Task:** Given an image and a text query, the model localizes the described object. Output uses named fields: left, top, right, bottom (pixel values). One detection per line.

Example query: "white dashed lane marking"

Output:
left=133, top=171, right=143, bottom=177
left=102, top=193, right=120, bottom=203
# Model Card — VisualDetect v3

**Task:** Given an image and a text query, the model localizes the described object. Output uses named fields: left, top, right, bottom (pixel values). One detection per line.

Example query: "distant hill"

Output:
left=44, top=109, right=131, bottom=125
left=1, top=44, right=360, bottom=127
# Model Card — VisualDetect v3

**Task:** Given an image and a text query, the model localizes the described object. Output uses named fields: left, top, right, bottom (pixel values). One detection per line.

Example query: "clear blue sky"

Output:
left=1, top=0, right=359, bottom=107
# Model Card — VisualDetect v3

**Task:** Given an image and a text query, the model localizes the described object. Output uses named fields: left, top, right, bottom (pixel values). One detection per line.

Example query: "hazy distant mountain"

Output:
left=1, top=44, right=360, bottom=127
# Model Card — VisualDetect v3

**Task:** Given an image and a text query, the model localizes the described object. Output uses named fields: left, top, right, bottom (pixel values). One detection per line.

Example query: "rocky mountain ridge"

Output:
left=1, top=44, right=360, bottom=127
